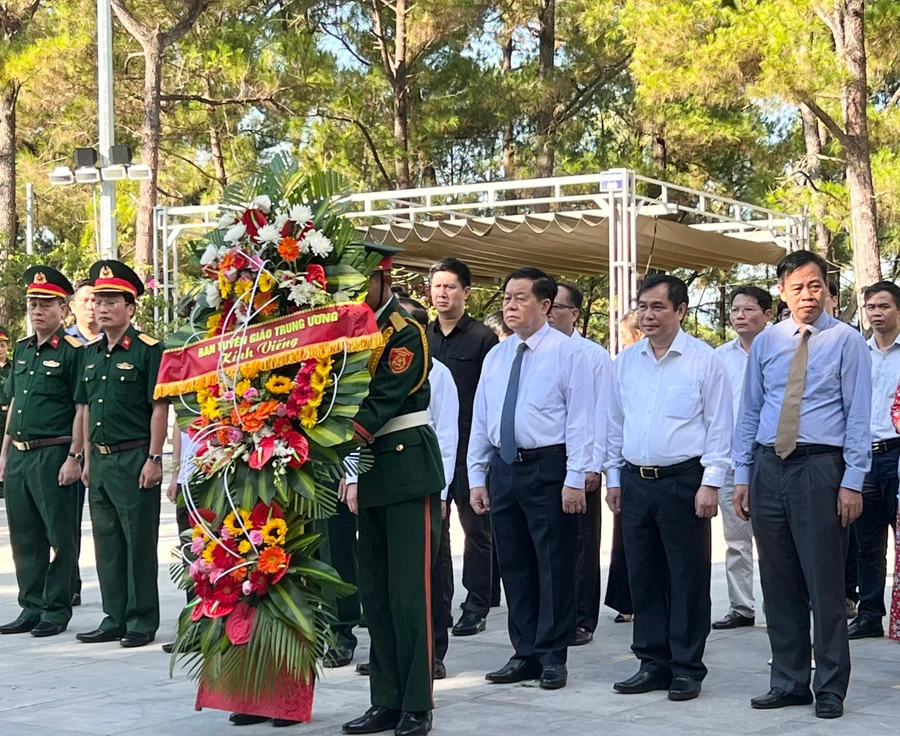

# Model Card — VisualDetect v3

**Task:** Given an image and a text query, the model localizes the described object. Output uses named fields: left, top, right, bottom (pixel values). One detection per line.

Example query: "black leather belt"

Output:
left=12, top=436, right=72, bottom=452
left=760, top=443, right=841, bottom=458
left=871, top=437, right=900, bottom=455
left=624, top=457, right=702, bottom=480
left=94, top=439, right=150, bottom=455
left=495, top=444, right=566, bottom=463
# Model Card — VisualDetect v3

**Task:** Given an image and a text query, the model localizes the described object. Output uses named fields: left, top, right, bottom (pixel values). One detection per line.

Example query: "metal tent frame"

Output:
left=153, top=168, right=807, bottom=352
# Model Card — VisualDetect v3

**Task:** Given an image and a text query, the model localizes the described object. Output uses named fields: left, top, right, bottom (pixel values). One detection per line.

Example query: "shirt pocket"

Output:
left=524, top=372, right=560, bottom=411
left=35, top=362, right=66, bottom=396
left=663, top=386, right=700, bottom=420
left=806, top=363, right=839, bottom=392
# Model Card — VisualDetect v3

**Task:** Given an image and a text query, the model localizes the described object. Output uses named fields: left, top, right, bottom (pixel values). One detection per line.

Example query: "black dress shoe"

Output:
left=574, top=627, right=593, bottom=646
left=668, top=675, right=701, bottom=701
left=0, top=617, right=39, bottom=635
left=31, top=621, right=67, bottom=638
left=490, top=598, right=501, bottom=608
left=485, top=658, right=542, bottom=684
left=342, top=706, right=401, bottom=734
left=356, top=662, right=370, bottom=676
left=712, top=611, right=755, bottom=630
left=614, top=613, right=633, bottom=623
left=750, top=687, right=813, bottom=709
left=273, top=719, right=301, bottom=727
left=324, top=644, right=355, bottom=668
left=816, top=693, right=843, bottom=719
left=229, top=713, right=271, bottom=726
left=452, top=611, right=486, bottom=637
left=162, top=642, right=175, bottom=654
left=613, top=670, right=672, bottom=694
left=433, top=660, right=446, bottom=680
left=120, top=632, right=155, bottom=648
left=847, top=614, right=884, bottom=640
left=539, top=664, right=567, bottom=690
left=71, top=593, right=82, bottom=607
left=77, top=628, right=123, bottom=643
left=395, top=711, right=432, bottom=736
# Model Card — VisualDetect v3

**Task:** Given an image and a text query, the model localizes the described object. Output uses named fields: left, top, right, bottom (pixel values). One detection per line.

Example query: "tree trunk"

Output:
left=718, top=283, right=727, bottom=341
left=647, top=127, right=667, bottom=199
left=134, top=39, right=163, bottom=274
left=800, top=104, right=833, bottom=262
left=839, top=1, right=880, bottom=292
left=209, top=120, right=227, bottom=193
left=0, top=85, right=17, bottom=326
left=533, top=0, right=556, bottom=211
left=392, top=0, right=410, bottom=189
left=501, top=30, right=517, bottom=210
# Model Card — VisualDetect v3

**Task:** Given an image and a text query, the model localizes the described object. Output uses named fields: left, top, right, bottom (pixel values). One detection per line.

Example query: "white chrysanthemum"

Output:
left=217, top=211, right=237, bottom=230
left=224, top=222, right=246, bottom=243
left=304, top=229, right=333, bottom=257
left=205, top=281, right=221, bottom=309
left=288, top=203, right=313, bottom=224
left=255, top=224, right=281, bottom=244
left=289, top=281, right=318, bottom=306
left=200, top=243, right=220, bottom=267
left=274, top=212, right=289, bottom=232
left=252, top=195, right=272, bottom=213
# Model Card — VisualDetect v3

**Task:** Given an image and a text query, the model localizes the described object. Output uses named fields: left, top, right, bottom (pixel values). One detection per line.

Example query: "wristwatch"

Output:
left=68, top=451, right=84, bottom=462
left=148, top=454, right=163, bottom=465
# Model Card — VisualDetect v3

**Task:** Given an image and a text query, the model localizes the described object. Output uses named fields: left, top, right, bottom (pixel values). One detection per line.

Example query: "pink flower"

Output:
left=243, top=387, right=259, bottom=400
left=225, top=601, right=257, bottom=645
left=146, top=277, right=159, bottom=290
left=242, top=580, right=253, bottom=595
left=220, top=526, right=233, bottom=540
left=190, top=538, right=205, bottom=555
left=189, top=559, right=203, bottom=576
left=275, top=404, right=288, bottom=417
left=226, top=426, right=244, bottom=444
left=249, top=530, right=263, bottom=546
left=223, top=390, right=235, bottom=401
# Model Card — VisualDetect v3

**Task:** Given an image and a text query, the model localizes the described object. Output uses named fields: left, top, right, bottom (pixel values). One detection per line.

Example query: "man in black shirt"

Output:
left=428, top=258, right=499, bottom=636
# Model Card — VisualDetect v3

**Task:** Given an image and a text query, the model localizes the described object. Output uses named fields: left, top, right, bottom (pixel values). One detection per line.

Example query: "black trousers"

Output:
left=490, top=447, right=575, bottom=666
left=575, top=489, right=602, bottom=632
left=855, top=448, right=899, bottom=619
left=75, top=479, right=86, bottom=595
left=604, top=513, right=633, bottom=615
left=621, top=460, right=710, bottom=681
left=751, top=445, right=850, bottom=699
left=432, top=516, right=449, bottom=661
left=317, top=500, right=361, bottom=651
left=175, top=486, right=196, bottom=604
left=441, top=460, right=493, bottom=620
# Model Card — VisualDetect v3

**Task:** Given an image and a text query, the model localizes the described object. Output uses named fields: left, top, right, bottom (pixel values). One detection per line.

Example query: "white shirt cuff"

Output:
left=606, top=468, right=621, bottom=487
left=701, top=465, right=726, bottom=488
left=469, top=470, right=487, bottom=488
left=564, top=470, right=585, bottom=489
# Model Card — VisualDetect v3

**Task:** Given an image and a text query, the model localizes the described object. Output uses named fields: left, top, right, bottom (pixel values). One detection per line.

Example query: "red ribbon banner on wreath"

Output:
left=153, top=303, right=382, bottom=400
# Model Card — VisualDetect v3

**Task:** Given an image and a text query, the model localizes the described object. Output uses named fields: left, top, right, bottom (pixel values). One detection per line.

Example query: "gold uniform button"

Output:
left=17, top=409, right=22, bottom=414
left=102, top=376, right=107, bottom=380
left=29, top=370, right=34, bottom=375
left=106, top=353, right=111, bottom=358
left=396, top=444, right=404, bottom=452
left=23, top=390, right=27, bottom=394
left=96, top=422, right=102, bottom=426
left=120, top=376, right=125, bottom=381
left=98, top=398, right=104, bottom=404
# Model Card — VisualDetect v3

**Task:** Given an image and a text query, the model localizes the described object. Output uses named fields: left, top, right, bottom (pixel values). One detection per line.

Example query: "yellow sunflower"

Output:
left=299, top=403, right=318, bottom=429
left=261, top=518, right=288, bottom=546
left=235, top=379, right=251, bottom=398
left=223, top=509, right=252, bottom=537
left=265, top=375, right=294, bottom=395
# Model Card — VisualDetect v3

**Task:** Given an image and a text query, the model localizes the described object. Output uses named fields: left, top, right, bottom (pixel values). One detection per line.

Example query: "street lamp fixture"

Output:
left=127, top=164, right=152, bottom=181
left=74, top=166, right=102, bottom=184
left=48, top=166, right=75, bottom=185
left=48, top=145, right=152, bottom=185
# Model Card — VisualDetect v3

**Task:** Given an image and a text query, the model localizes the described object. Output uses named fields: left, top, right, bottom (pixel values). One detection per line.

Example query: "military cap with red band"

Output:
left=364, top=242, right=403, bottom=272
left=89, top=259, right=145, bottom=299
left=0, top=324, right=9, bottom=342
left=24, top=266, right=75, bottom=299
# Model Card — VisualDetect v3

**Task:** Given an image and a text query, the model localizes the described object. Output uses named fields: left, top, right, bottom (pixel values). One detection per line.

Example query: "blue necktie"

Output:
left=499, top=342, right=527, bottom=465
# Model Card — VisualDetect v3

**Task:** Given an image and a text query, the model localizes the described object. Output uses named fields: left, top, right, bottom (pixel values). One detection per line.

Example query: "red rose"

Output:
left=225, top=601, right=257, bottom=646
left=305, top=264, right=327, bottom=289
left=249, top=501, right=270, bottom=530
left=189, top=507, right=216, bottom=527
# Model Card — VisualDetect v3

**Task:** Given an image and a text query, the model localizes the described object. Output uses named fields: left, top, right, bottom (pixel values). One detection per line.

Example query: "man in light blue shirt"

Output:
left=733, top=250, right=871, bottom=720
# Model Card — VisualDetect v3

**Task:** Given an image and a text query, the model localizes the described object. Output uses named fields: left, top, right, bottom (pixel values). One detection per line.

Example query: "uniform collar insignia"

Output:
left=50, top=335, right=60, bottom=349
left=122, top=335, right=131, bottom=350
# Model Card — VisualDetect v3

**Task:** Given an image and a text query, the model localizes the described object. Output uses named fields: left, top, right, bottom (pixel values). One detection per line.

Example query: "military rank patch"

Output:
left=388, top=347, right=414, bottom=374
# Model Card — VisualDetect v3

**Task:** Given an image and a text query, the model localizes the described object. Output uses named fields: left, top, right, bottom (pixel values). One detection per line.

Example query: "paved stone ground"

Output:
left=1, top=473, right=899, bottom=736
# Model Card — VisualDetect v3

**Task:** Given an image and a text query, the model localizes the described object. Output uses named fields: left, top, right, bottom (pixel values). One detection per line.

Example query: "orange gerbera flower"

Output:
left=278, top=237, right=300, bottom=262
left=257, top=546, right=288, bottom=575
left=253, top=289, right=279, bottom=316
left=230, top=566, right=249, bottom=582
left=232, top=400, right=280, bottom=432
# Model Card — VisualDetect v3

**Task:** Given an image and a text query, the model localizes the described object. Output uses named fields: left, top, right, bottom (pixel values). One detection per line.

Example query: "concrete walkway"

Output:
left=1, top=490, right=898, bottom=736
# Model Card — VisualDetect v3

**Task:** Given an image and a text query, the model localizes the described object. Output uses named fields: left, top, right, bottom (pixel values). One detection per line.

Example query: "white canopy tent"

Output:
left=153, top=169, right=807, bottom=353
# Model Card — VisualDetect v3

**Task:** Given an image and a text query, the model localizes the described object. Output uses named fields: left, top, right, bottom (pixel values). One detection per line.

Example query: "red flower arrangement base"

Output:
left=196, top=671, right=315, bottom=722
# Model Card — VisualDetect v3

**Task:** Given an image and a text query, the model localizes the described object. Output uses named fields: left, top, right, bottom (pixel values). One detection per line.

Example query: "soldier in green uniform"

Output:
left=0, top=268, right=85, bottom=637
left=0, top=324, right=11, bottom=500
left=342, top=245, right=445, bottom=736
left=74, top=260, right=168, bottom=648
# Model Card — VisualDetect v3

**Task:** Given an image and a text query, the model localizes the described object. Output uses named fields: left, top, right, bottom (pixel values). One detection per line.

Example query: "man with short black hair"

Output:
left=734, top=250, right=871, bottom=719
left=469, top=266, right=593, bottom=691
left=607, top=274, right=732, bottom=703
left=548, top=280, right=612, bottom=645
left=427, top=257, right=498, bottom=637
left=711, top=285, right=772, bottom=630
left=848, top=281, right=900, bottom=640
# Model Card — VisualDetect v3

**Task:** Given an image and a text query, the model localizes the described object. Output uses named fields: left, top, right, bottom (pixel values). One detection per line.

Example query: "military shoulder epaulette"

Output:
left=138, top=333, right=160, bottom=346
left=389, top=312, right=407, bottom=332
left=63, top=335, right=83, bottom=348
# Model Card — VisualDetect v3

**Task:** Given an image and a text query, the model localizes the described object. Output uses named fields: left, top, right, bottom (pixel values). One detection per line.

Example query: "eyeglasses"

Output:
left=551, top=303, right=577, bottom=311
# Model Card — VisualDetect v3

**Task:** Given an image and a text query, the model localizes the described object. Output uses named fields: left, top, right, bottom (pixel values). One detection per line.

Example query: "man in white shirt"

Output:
left=606, top=274, right=732, bottom=702
left=849, top=282, right=900, bottom=640
left=712, top=286, right=773, bottom=630
left=548, top=280, right=612, bottom=646
left=469, top=267, right=593, bottom=691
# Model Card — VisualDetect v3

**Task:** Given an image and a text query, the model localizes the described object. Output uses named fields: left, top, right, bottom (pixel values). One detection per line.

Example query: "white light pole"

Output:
left=97, top=0, right=117, bottom=259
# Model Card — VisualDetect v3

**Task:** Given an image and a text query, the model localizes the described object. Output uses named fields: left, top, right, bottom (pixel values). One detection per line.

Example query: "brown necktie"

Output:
left=774, top=326, right=812, bottom=459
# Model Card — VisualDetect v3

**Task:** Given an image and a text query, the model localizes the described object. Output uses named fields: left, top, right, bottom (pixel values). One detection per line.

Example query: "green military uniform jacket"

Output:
left=0, top=358, right=11, bottom=430
left=353, top=298, right=444, bottom=508
left=74, top=324, right=163, bottom=444
left=6, top=328, right=83, bottom=442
